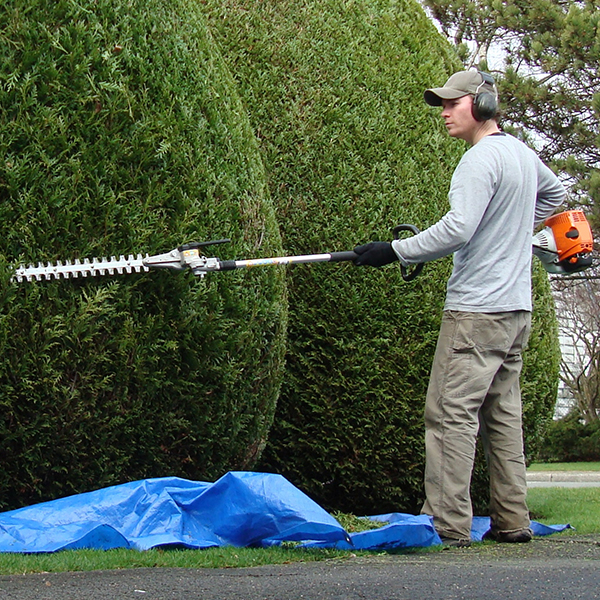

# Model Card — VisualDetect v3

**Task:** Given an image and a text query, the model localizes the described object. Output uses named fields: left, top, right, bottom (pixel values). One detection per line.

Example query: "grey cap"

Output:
left=424, top=70, right=492, bottom=106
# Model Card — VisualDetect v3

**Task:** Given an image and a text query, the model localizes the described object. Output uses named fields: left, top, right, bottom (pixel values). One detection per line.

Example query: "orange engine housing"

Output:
left=545, top=210, right=594, bottom=263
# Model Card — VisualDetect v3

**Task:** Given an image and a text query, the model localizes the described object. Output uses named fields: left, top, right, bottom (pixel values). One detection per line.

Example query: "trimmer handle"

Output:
left=393, top=224, right=424, bottom=282
left=179, top=239, right=231, bottom=252
left=328, top=251, right=359, bottom=262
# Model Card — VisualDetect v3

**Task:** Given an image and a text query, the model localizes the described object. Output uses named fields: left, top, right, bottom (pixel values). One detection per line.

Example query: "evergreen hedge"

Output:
left=203, top=0, right=561, bottom=514
left=0, top=0, right=287, bottom=510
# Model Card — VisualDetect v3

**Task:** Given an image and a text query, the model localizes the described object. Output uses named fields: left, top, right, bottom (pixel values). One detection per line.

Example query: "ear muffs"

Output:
left=472, top=71, right=498, bottom=122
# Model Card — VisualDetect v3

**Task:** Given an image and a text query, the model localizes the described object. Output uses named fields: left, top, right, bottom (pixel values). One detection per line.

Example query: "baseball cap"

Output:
left=424, top=70, right=492, bottom=106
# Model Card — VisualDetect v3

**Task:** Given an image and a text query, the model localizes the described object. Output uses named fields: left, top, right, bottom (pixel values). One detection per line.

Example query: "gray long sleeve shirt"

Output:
left=392, top=133, right=565, bottom=312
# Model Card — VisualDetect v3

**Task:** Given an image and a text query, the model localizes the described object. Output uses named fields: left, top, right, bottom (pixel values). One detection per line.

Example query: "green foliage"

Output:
left=203, top=0, right=560, bottom=515
left=0, top=0, right=286, bottom=509
left=332, top=512, right=389, bottom=533
left=536, top=413, right=600, bottom=463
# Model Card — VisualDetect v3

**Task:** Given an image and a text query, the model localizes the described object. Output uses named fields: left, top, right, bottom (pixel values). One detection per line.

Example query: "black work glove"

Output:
left=353, top=242, right=398, bottom=267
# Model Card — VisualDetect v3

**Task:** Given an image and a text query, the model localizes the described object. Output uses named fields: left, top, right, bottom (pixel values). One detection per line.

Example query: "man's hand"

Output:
left=353, top=242, right=398, bottom=267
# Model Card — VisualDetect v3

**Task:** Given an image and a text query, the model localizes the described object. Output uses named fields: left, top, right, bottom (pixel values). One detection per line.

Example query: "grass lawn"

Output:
left=0, top=546, right=352, bottom=576
left=527, top=462, right=600, bottom=533
left=527, top=487, right=600, bottom=534
left=528, top=462, right=600, bottom=471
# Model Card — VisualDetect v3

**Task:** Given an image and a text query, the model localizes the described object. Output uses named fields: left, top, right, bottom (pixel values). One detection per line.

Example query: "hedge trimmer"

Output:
left=11, top=211, right=593, bottom=283
left=12, top=225, right=424, bottom=284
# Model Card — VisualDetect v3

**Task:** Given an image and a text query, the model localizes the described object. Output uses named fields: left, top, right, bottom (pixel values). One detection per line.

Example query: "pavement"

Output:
left=0, top=471, right=598, bottom=600
left=1, top=535, right=599, bottom=600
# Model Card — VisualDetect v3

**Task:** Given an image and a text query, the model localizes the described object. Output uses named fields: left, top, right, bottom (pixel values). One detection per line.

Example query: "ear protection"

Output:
left=472, top=71, right=498, bottom=121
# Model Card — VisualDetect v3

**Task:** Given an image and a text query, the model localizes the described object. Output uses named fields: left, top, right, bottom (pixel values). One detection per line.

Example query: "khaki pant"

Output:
left=421, top=310, right=532, bottom=540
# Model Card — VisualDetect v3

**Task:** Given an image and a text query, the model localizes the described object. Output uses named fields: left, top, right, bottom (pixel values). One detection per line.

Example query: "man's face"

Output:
left=441, top=95, right=477, bottom=142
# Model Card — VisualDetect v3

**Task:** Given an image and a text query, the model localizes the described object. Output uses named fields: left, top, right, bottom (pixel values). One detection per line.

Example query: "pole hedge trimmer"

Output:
left=12, top=225, right=424, bottom=284
left=11, top=211, right=593, bottom=283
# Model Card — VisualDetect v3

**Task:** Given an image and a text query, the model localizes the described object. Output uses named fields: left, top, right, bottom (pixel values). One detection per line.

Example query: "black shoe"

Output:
left=439, top=536, right=471, bottom=548
left=483, top=528, right=533, bottom=543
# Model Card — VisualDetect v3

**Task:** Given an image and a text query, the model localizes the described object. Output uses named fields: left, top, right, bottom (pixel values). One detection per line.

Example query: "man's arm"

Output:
left=391, top=152, right=493, bottom=266
left=534, top=163, right=566, bottom=227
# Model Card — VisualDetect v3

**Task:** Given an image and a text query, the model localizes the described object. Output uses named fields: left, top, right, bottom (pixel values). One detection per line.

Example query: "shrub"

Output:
left=203, top=0, right=560, bottom=514
left=536, top=413, right=600, bottom=463
left=0, top=0, right=286, bottom=510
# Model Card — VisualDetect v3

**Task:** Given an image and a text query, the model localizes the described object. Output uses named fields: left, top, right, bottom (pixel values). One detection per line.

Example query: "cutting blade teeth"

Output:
left=12, top=252, right=151, bottom=283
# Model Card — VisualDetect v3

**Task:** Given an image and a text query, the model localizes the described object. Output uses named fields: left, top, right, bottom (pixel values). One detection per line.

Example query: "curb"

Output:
left=527, top=471, right=600, bottom=482
left=526, top=471, right=600, bottom=487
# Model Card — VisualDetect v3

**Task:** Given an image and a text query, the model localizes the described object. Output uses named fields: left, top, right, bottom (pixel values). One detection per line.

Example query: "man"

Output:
left=353, top=70, right=565, bottom=546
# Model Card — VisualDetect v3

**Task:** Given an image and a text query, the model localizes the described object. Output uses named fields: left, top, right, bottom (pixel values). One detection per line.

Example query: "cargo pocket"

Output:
left=445, top=313, right=477, bottom=400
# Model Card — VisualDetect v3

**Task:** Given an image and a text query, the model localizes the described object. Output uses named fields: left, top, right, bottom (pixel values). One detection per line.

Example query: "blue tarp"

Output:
left=0, top=472, right=569, bottom=553
left=300, top=512, right=442, bottom=550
